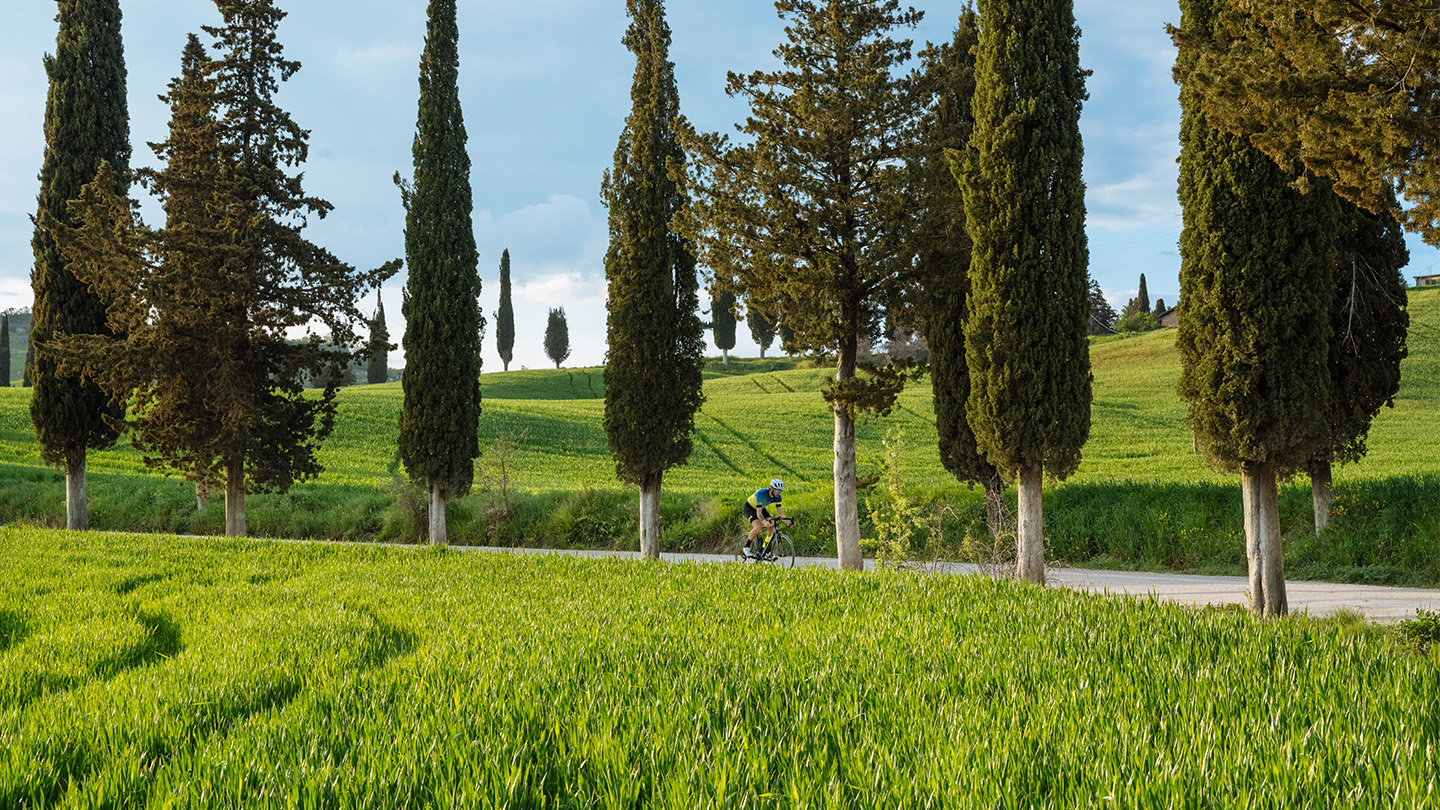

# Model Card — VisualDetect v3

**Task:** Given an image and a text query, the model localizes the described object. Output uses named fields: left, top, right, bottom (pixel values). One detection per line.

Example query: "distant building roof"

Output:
left=1417, top=274, right=1440, bottom=287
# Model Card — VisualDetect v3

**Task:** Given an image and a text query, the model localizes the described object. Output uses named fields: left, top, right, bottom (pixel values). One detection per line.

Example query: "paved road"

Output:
left=465, top=545, right=1440, bottom=622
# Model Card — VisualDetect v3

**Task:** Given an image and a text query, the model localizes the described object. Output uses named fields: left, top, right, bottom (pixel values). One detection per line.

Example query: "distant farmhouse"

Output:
left=1416, top=273, right=1439, bottom=288
left=1157, top=305, right=1178, bottom=328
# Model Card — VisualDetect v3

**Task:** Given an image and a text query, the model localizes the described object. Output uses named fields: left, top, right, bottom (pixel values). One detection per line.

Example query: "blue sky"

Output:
left=2, top=0, right=1436, bottom=370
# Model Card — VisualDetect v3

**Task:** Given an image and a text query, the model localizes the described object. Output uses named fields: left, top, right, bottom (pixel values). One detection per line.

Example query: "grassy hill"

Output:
left=1, top=288, right=1436, bottom=580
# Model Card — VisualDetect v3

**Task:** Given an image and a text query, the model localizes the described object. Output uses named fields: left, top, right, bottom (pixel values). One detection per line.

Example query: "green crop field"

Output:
left=1, top=289, right=1437, bottom=581
left=1, top=527, right=1436, bottom=809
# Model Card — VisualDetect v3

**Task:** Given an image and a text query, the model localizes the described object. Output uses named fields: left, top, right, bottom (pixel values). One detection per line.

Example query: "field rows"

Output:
left=1, top=528, right=1436, bottom=808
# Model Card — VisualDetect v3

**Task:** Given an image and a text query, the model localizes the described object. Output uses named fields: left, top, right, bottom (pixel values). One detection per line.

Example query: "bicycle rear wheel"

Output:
left=762, top=531, right=796, bottom=568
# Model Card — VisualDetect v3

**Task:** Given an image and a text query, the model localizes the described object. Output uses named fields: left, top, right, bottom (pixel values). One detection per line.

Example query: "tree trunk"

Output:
left=1310, top=458, right=1333, bottom=534
left=195, top=483, right=208, bottom=513
left=639, top=473, right=662, bottom=560
left=834, top=407, right=862, bottom=570
left=1241, top=460, right=1287, bottom=618
left=224, top=456, right=246, bottom=537
left=983, top=473, right=1008, bottom=537
left=1016, top=463, right=1044, bottom=584
left=65, top=450, right=87, bottom=531
left=722, top=348, right=728, bottom=365
left=429, top=482, right=447, bottom=546
left=758, top=344, right=766, bottom=360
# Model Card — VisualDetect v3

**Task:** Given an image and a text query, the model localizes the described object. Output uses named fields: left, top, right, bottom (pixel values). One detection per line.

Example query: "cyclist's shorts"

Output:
left=743, top=503, right=772, bottom=522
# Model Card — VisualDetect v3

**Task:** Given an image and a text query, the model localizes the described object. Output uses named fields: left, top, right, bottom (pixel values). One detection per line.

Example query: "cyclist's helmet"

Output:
left=770, top=478, right=785, bottom=492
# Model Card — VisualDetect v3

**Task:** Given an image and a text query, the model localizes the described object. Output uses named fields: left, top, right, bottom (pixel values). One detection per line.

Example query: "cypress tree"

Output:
left=30, top=0, right=129, bottom=531
left=920, top=8, right=1007, bottom=535
left=1175, top=0, right=1337, bottom=618
left=1088, top=279, right=1116, bottom=335
left=711, top=288, right=736, bottom=364
left=1137, top=273, right=1150, bottom=315
left=544, top=307, right=570, bottom=369
left=496, top=248, right=515, bottom=371
left=23, top=340, right=35, bottom=388
left=746, top=304, right=775, bottom=360
left=958, top=0, right=1092, bottom=584
left=397, top=0, right=482, bottom=546
left=367, top=292, right=390, bottom=384
left=1153, top=298, right=1167, bottom=318
left=1307, top=196, right=1409, bottom=531
left=1, top=314, right=9, bottom=387
left=601, top=0, right=706, bottom=559
left=679, top=0, right=926, bottom=569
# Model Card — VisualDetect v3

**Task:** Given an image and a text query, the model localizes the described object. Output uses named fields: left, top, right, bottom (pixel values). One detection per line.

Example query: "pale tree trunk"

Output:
left=638, top=472, right=662, bottom=560
left=195, top=483, right=208, bottom=512
left=758, top=344, right=766, bottom=360
left=224, top=456, right=246, bottom=537
left=1016, top=463, right=1045, bottom=584
left=722, top=348, right=728, bottom=365
left=1310, top=459, right=1333, bottom=534
left=834, top=407, right=862, bottom=570
left=1241, top=460, right=1287, bottom=618
left=65, top=450, right=88, bottom=531
left=982, top=473, right=1008, bottom=537
left=429, top=482, right=447, bottom=547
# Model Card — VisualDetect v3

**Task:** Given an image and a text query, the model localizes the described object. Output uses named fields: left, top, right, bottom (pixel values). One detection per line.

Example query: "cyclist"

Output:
left=743, top=478, right=788, bottom=556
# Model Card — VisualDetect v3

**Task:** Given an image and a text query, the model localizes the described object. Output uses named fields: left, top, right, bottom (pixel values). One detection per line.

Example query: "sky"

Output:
left=2, top=1, right=1437, bottom=371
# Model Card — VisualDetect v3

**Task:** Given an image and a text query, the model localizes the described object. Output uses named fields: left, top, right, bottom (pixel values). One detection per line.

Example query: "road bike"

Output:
left=736, top=516, right=796, bottom=568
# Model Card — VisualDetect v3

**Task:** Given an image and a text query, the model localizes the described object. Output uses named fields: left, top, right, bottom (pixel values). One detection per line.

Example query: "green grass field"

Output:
left=1, top=289, right=1437, bottom=580
left=1, top=527, right=1436, bottom=809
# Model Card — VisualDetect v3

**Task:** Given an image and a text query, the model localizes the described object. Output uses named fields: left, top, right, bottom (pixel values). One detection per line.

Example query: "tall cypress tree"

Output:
left=544, top=307, right=570, bottom=369
left=679, top=1, right=926, bottom=569
left=601, top=0, right=706, bottom=560
left=1175, top=0, right=1337, bottom=618
left=496, top=248, right=515, bottom=372
left=710, top=288, right=736, bottom=364
left=367, top=292, right=390, bottom=384
left=30, top=0, right=129, bottom=531
left=1, top=314, right=10, bottom=387
left=1307, top=196, right=1409, bottom=531
left=397, top=0, right=482, bottom=547
left=959, top=0, right=1091, bottom=584
left=1137, top=273, right=1150, bottom=315
left=921, top=8, right=1006, bottom=535
left=746, top=305, right=774, bottom=360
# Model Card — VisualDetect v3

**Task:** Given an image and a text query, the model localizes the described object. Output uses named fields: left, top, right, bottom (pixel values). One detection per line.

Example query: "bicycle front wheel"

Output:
left=764, top=531, right=796, bottom=568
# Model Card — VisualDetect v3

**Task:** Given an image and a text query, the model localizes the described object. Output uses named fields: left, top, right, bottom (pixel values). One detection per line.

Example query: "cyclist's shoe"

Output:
left=741, top=546, right=755, bottom=559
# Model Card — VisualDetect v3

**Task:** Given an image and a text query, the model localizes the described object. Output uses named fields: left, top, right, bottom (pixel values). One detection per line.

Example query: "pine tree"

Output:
left=1175, top=0, right=1337, bottom=618
left=496, top=248, right=515, bottom=371
left=544, top=308, right=571, bottom=369
left=1137, top=273, right=1150, bottom=315
left=919, top=8, right=1007, bottom=535
left=1308, top=196, right=1409, bottom=532
left=679, top=0, right=927, bottom=570
left=710, top=288, right=736, bottom=364
left=1, top=314, right=10, bottom=387
left=367, top=292, right=390, bottom=384
left=1171, top=0, right=1440, bottom=244
left=30, top=0, right=129, bottom=531
left=746, top=305, right=775, bottom=360
left=397, top=0, right=482, bottom=546
left=1088, top=279, right=1116, bottom=334
left=50, top=12, right=397, bottom=537
left=958, top=0, right=1092, bottom=584
left=600, top=0, right=706, bottom=560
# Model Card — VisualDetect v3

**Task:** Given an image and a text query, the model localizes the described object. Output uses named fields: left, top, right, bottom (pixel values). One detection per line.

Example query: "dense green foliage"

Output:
left=397, top=0, right=482, bottom=501
left=367, top=294, right=389, bottom=385
left=1088, top=279, right=1116, bottom=335
left=1175, top=0, right=1336, bottom=475
left=600, top=0, right=705, bottom=492
left=1316, top=198, right=1410, bottom=468
left=1171, top=0, right=1440, bottom=245
left=958, top=0, right=1091, bottom=481
left=745, top=306, right=774, bottom=359
left=1137, top=272, right=1150, bottom=315
left=920, top=11, right=999, bottom=502
left=29, top=0, right=129, bottom=470
left=1, top=528, right=1437, bottom=808
left=495, top=249, right=514, bottom=372
left=543, top=307, right=570, bottom=369
left=709, top=289, right=736, bottom=360
left=1, top=314, right=9, bottom=388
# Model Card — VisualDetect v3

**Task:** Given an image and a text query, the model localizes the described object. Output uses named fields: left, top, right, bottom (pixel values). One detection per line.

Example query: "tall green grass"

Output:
left=2, top=290, right=1437, bottom=580
left=1, top=528, right=1436, bottom=808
